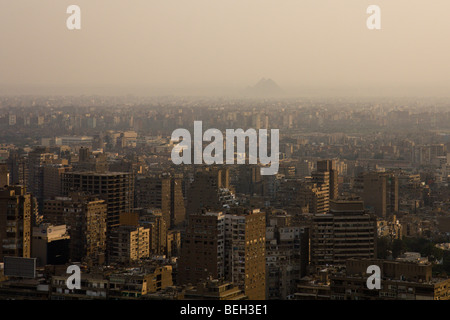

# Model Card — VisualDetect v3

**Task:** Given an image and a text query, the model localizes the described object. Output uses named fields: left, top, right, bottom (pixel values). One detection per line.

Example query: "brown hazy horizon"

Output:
left=1, top=0, right=450, bottom=97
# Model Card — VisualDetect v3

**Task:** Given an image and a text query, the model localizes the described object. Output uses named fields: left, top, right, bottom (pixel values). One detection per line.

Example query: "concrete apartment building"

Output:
left=316, top=159, right=339, bottom=200
left=50, top=273, right=108, bottom=300
left=107, top=212, right=150, bottom=264
left=110, top=225, right=150, bottom=264
left=178, top=211, right=225, bottom=284
left=178, top=208, right=266, bottom=300
left=184, top=279, right=247, bottom=300
left=0, top=164, right=9, bottom=188
left=330, top=258, right=450, bottom=300
left=43, top=194, right=107, bottom=264
left=310, top=200, right=377, bottom=267
left=0, top=185, right=33, bottom=260
left=26, top=148, right=60, bottom=206
left=266, top=211, right=309, bottom=299
left=62, top=171, right=134, bottom=234
left=137, top=209, right=168, bottom=256
left=109, top=265, right=173, bottom=299
left=298, top=183, right=330, bottom=215
left=6, top=152, right=28, bottom=186
left=31, top=224, right=70, bottom=266
left=135, top=174, right=186, bottom=230
left=362, top=171, right=399, bottom=218
left=186, top=167, right=230, bottom=217
left=42, top=164, right=72, bottom=200
left=226, top=209, right=266, bottom=300
left=295, top=159, right=339, bottom=215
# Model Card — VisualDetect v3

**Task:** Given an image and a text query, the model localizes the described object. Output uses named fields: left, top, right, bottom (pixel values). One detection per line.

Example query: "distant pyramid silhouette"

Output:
left=242, top=78, right=284, bottom=97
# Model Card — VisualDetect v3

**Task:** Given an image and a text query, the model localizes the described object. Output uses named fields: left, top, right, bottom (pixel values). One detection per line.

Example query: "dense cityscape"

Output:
left=1, top=94, right=450, bottom=300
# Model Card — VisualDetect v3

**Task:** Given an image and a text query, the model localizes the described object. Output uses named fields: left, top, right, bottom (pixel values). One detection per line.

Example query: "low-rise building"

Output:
left=108, top=265, right=173, bottom=299
left=329, top=258, right=450, bottom=300
left=184, top=279, right=247, bottom=300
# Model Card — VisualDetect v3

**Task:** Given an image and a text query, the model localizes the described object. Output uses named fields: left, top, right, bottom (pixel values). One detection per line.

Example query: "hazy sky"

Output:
left=1, top=0, right=450, bottom=96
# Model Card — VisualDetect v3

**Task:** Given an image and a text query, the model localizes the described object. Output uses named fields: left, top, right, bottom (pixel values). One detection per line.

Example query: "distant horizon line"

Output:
left=2, top=84, right=450, bottom=98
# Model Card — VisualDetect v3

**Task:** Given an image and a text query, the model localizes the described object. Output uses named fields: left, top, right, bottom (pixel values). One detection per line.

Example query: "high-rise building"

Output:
left=310, top=200, right=377, bottom=267
left=186, top=167, right=230, bottom=217
left=62, top=171, right=134, bottom=234
left=136, top=209, right=168, bottom=256
left=265, top=211, right=309, bottom=299
left=170, top=177, right=186, bottom=228
left=74, top=147, right=108, bottom=173
left=135, top=174, right=186, bottom=230
left=42, top=164, right=72, bottom=200
left=31, top=224, right=70, bottom=267
left=298, top=183, right=329, bottom=215
left=225, top=208, right=266, bottom=300
left=316, top=159, right=339, bottom=200
left=266, top=216, right=295, bottom=299
left=178, top=211, right=225, bottom=285
left=110, top=221, right=150, bottom=264
left=0, top=164, right=9, bottom=187
left=167, top=229, right=181, bottom=258
left=6, top=152, right=28, bottom=186
left=0, top=185, right=33, bottom=260
left=363, top=172, right=398, bottom=218
left=179, top=208, right=266, bottom=300
left=43, top=193, right=107, bottom=264
left=310, top=171, right=330, bottom=198
left=235, top=165, right=263, bottom=196
left=27, top=148, right=60, bottom=205
left=135, top=176, right=170, bottom=223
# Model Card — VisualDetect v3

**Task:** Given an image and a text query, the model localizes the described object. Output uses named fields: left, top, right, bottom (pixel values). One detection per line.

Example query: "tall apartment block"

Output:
left=109, top=215, right=150, bottom=264
left=167, top=229, right=181, bottom=258
left=147, top=214, right=167, bottom=256
left=6, top=152, right=28, bottom=186
left=31, top=224, right=70, bottom=267
left=129, top=208, right=168, bottom=256
left=317, top=159, right=339, bottom=200
left=310, top=200, right=377, bottom=267
left=186, top=167, right=230, bottom=217
left=170, top=177, right=186, bottom=228
left=0, top=185, right=33, bottom=260
left=225, top=208, right=266, bottom=300
left=363, top=172, right=399, bottom=218
left=298, top=183, right=330, bottom=215
left=62, top=171, right=134, bottom=233
left=74, top=147, right=109, bottom=173
left=42, top=164, right=72, bottom=200
left=178, top=208, right=266, bottom=300
left=234, top=165, right=263, bottom=196
left=178, top=211, right=225, bottom=285
left=298, top=161, right=337, bottom=215
left=310, top=171, right=330, bottom=197
left=266, top=211, right=309, bottom=299
left=0, top=164, right=9, bottom=188
left=135, top=174, right=186, bottom=229
left=27, top=147, right=63, bottom=206
left=43, top=193, right=107, bottom=264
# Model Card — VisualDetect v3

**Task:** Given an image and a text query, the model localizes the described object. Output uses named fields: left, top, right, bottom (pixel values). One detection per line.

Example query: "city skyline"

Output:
left=2, top=0, right=450, bottom=307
